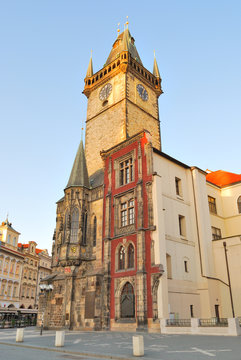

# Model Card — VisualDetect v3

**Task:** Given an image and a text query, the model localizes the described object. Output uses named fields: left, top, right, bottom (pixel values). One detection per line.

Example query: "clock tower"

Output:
left=83, top=26, right=163, bottom=176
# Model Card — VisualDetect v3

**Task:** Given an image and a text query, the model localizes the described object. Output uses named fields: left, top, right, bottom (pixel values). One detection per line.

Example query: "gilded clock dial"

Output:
left=137, top=84, right=148, bottom=101
left=99, top=83, right=112, bottom=101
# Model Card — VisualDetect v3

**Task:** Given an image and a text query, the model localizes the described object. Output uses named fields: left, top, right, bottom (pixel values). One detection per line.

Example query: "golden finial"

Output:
left=81, top=120, right=84, bottom=141
left=117, top=23, right=120, bottom=36
left=126, top=16, right=129, bottom=29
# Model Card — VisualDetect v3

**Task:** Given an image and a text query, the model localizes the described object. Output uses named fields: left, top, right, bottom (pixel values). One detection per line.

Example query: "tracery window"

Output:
left=63, top=210, right=69, bottom=243
left=127, top=244, right=134, bottom=269
left=93, top=216, right=97, bottom=247
left=118, top=246, right=125, bottom=270
left=70, top=208, right=79, bottom=243
left=120, top=282, right=135, bottom=318
left=82, top=212, right=88, bottom=245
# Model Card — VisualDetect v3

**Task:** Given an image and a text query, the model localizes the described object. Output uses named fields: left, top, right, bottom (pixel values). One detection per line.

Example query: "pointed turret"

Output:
left=66, top=140, right=90, bottom=189
left=86, top=52, right=93, bottom=78
left=153, top=51, right=160, bottom=78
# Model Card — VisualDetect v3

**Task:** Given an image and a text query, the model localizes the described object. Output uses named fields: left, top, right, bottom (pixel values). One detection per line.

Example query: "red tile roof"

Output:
left=206, top=170, right=241, bottom=187
left=18, top=243, right=43, bottom=254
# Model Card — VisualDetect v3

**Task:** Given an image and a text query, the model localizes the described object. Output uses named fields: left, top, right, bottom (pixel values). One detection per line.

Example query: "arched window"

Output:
left=93, top=216, right=97, bottom=247
left=127, top=244, right=134, bottom=269
left=238, top=196, right=241, bottom=214
left=121, top=282, right=135, bottom=318
left=82, top=212, right=88, bottom=245
left=70, top=208, right=79, bottom=243
left=63, top=210, right=69, bottom=243
left=118, top=246, right=125, bottom=270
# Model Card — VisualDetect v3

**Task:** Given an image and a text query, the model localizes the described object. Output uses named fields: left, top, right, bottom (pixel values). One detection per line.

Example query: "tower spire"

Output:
left=153, top=50, right=160, bottom=78
left=86, top=50, right=93, bottom=78
left=66, top=140, right=90, bottom=189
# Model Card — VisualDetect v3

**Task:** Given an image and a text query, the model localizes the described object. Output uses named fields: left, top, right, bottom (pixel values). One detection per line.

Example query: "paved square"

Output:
left=0, top=327, right=240, bottom=360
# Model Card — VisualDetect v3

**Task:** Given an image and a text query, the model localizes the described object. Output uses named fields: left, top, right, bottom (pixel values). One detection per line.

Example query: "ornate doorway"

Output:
left=120, top=282, right=135, bottom=318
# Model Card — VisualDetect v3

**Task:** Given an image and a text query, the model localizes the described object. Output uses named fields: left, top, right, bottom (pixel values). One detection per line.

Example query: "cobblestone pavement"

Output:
left=0, top=327, right=241, bottom=360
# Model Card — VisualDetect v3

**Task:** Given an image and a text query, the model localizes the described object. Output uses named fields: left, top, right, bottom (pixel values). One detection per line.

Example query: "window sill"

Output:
left=116, top=267, right=135, bottom=273
left=176, top=195, right=184, bottom=201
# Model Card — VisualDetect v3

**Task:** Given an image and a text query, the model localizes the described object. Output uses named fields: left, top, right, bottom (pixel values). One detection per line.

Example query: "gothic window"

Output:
left=82, top=212, right=88, bottom=245
left=120, top=157, right=133, bottom=186
left=63, top=210, right=69, bottom=243
left=93, top=216, right=97, bottom=247
left=121, top=282, right=135, bottom=318
left=70, top=208, right=79, bottom=243
left=118, top=246, right=125, bottom=270
left=121, top=199, right=135, bottom=227
left=127, top=244, right=134, bottom=269
left=237, top=196, right=241, bottom=214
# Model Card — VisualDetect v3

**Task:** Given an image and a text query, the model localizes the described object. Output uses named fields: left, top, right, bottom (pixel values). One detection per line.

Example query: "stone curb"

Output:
left=0, top=341, right=135, bottom=360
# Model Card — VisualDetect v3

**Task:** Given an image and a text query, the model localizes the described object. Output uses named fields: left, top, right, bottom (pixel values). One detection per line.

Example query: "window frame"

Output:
left=208, top=195, right=217, bottom=214
left=114, top=151, right=135, bottom=189
left=178, top=215, right=186, bottom=238
left=70, top=207, right=79, bottom=243
left=237, top=196, right=241, bottom=214
left=211, top=226, right=222, bottom=240
left=175, top=177, right=182, bottom=197
left=120, top=199, right=135, bottom=228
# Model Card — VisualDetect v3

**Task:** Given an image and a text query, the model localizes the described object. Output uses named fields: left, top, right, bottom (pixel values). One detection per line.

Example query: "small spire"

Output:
left=153, top=50, right=160, bottom=78
left=66, top=140, right=90, bottom=189
left=86, top=50, right=93, bottom=78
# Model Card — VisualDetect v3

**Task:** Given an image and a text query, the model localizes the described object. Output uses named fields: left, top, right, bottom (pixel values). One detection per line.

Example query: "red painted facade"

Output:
left=102, top=131, right=161, bottom=324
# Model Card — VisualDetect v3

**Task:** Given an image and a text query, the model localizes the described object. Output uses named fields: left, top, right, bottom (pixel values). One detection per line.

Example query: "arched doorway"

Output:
left=120, top=282, right=135, bottom=318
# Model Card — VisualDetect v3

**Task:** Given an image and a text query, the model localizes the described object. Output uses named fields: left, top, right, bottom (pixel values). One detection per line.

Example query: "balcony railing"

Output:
left=199, top=318, right=228, bottom=327
left=166, top=319, right=191, bottom=327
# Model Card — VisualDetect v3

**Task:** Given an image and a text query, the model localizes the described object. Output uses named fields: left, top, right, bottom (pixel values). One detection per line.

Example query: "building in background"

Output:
left=0, top=219, right=52, bottom=310
left=0, top=219, right=24, bottom=308
left=17, top=242, right=52, bottom=309
left=36, top=249, right=52, bottom=305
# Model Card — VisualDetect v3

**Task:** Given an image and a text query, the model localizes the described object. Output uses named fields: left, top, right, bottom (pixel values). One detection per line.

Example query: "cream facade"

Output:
left=0, top=220, right=24, bottom=308
left=36, top=249, right=52, bottom=305
left=207, top=176, right=241, bottom=318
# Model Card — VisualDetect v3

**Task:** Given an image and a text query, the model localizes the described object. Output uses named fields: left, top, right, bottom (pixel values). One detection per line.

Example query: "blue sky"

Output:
left=0, top=1, right=240, bottom=252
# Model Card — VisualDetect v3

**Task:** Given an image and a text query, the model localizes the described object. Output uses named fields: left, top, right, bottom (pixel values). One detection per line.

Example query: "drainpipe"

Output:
left=223, top=241, right=235, bottom=317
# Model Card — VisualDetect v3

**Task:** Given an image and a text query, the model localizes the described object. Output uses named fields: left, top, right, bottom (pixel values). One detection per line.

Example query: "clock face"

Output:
left=137, top=84, right=148, bottom=101
left=99, top=83, right=112, bottom=101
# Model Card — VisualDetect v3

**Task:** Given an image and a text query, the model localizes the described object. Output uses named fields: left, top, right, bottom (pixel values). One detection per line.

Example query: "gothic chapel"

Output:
left=38, top=25, right=222, bottom=331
